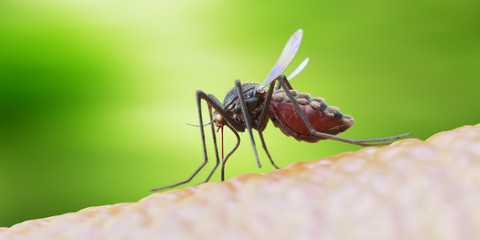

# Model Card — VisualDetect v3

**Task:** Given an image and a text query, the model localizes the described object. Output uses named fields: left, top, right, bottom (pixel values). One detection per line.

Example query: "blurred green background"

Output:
left=1, top=0, right=479, bottom=227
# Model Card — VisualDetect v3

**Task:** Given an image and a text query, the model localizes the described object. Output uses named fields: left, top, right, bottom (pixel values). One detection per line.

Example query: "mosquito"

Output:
left=150, top=29, right=410, bottom=191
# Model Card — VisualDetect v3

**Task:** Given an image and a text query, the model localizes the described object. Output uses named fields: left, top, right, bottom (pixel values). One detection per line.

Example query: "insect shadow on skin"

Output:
left=150, top=29, right=410, bottom=191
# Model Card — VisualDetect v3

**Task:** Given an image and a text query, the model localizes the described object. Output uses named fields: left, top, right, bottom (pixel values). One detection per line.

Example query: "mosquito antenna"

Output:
left=187, top=120, right=214, bottom=127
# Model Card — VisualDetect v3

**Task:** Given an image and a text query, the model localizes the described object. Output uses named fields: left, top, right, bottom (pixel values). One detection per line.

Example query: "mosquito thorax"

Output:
left=221, top=83, right=267, bottom=130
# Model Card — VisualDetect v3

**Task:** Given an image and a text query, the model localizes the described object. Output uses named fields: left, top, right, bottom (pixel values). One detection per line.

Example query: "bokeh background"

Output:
left=1, top=0, right=479, bottom=227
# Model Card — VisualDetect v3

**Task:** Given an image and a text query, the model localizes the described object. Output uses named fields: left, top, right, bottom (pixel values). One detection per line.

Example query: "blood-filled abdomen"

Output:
left=268, top=91, right=354, bottom=143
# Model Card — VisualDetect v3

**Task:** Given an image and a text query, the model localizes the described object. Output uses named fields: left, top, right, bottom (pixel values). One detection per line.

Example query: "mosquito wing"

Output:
left=258, top=29, right=303, bottom=89
left=287, top=57, right=309, bottom=81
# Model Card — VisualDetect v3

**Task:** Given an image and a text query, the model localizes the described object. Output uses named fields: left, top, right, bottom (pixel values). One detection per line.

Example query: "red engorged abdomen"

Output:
left=270, top=101, right=346, bottom=136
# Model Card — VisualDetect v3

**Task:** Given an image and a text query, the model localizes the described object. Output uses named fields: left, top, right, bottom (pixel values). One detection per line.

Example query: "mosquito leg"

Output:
left=199, top=91, right=245, bottom=131
left=275, top=78, right=293, bottom=90
left=276, top=75, right=410, bottom=146
left=255, top=81, right=280, bottom=169
left=258, top=131, right=280, bottom=169
left=313, top=133, right=410, bottom=146
left=150, top=90, right=213, bottom=191
left=235, top=80, right=262, bottom=168
left=256, top=80, right=276, bottom=132
left=200, top=106, right=221, bottom=184
left=332, top=132, right=411, bottom=143
left=195, top=91, right=248, bottom=180
left=221, top=125, right=241, bottom=181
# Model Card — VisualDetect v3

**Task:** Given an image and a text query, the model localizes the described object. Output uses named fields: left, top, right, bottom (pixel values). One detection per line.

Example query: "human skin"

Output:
left=1, top=124, right=480, bottom=240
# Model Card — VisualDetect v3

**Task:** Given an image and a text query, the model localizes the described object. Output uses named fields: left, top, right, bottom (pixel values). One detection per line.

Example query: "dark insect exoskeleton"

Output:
left=150, top=29, right=410, bottom=191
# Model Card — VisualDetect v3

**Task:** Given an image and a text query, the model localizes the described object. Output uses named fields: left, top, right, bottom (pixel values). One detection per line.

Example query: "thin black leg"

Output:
left=275, top=78, right=293, bottom=90
left=150, top=90, right=212, bottom=191
left=200, top=91, right=245, bottom=131
left=276, top=75, right=410, bottom=146
left=258, top=131, right=280, bottom=169
left=256, top=80, right=276, bottom=132
left=151, top=90, right=247, bottom=191
left=255, top=81, right=281, bottom=169
left=200, top=106, right=221, bottom=184
left=235, top=80, right=262, bottom=168
left=221, top=125, right=241, bottom=181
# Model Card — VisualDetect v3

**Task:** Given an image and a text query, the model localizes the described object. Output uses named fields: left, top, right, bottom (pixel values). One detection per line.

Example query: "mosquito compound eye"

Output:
left=214, top=112, right=224, bottom=127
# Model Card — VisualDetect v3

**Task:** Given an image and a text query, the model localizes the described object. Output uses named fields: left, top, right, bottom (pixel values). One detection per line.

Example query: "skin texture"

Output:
left=1, top=123, right=480, bottom=240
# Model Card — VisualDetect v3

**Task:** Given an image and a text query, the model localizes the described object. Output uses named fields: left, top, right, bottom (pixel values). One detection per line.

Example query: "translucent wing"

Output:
left=287, top=57, right=309, bottom=81
left=258, top=29, right=303, bottom=89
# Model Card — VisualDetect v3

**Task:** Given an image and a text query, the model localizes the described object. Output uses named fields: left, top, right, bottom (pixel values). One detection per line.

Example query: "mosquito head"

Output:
left=213, top=112, right=225, bottom=128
